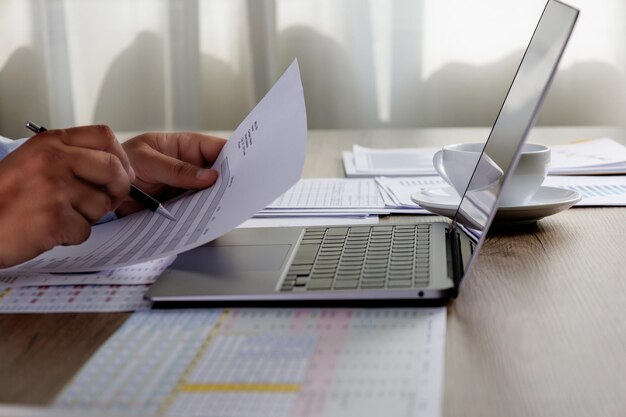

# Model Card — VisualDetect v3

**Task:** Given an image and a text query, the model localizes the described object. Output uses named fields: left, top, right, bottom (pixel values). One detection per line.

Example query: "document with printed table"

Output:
left=259, top=178, right=429, bottom=216
left=549, top=138, right=626, bottom=174
left=0, top=257, right=176, bottom=313
left=544, top=175, right=626, bottom=206
left=376, top=175, right=626, bottom=208
left=0, top=284, right=152, bottom=313
left=344, top=138, right=626, bottom=177
left=54, top=308, right=447, bottom=417
left=4, top=60, right=307, bottom=273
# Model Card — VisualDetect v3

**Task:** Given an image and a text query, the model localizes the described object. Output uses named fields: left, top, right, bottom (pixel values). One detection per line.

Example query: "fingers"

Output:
left=39, top=125, right=135, bottom=180
left=20, top=137, right=132, bottom=215
left=138, top=150, right=220, bottom=190
left=32, top=181, right=98, bottom=246
left=0, top=179, right=96, bottom=268
left=142, top=132, right=226, bottom=168
left=56, top=208, right=93, bottom=247
left=177, top=132, right=226, bottom=167
left=66, top=179, right=116, bottom=223
left=121, top=131, right=225, bottom=196
left=66, top=146, right=131, bottom=208
left=27, top=124, right=133, bottom=214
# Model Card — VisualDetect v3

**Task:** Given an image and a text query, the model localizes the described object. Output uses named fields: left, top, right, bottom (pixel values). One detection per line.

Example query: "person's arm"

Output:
left=116, top=132, right=226, bottom=217
left=0, top=126, right=134, bottom=268
left=0, top=128, right=225, bottom=268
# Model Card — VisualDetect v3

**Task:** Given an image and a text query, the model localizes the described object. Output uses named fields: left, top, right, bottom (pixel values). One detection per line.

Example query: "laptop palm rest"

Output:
left=146, top=227, right=302, bottom=298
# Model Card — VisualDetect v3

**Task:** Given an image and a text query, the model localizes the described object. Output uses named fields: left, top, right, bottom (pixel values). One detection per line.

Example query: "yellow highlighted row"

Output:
left=0, top=288, right=11, bottom=300
left=179, top=383, right=300, bottom=393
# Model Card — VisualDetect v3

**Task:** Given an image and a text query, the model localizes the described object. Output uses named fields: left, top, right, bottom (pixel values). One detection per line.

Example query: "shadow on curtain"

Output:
left=390, top=50, right=625, bottom=128
left=92, top=32, right=166, bottom=132
left=200, top=54, right=251, bottom=130
left=278, top=26, right=378, bottom=129
left=0, top=47, right=50, bottom=139
left=539, top=61, right=626, bottom=126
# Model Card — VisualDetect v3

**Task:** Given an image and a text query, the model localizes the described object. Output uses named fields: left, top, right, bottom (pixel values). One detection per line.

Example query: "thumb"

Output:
left=148, top=152, right=219, bottom=190
left=170, top=161, right=219, bottom=190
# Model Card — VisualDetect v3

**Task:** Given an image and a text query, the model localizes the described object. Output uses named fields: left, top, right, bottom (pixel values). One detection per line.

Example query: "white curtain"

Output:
left=0, top=0, right=624, bottom=139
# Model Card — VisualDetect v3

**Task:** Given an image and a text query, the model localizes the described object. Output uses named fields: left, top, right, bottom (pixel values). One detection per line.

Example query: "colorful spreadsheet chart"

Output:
left=56, top=308, right=446, bottom=417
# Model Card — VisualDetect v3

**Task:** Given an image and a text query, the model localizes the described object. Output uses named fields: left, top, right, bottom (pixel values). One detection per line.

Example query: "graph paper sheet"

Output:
left=55, top=308, right=446, bottom=417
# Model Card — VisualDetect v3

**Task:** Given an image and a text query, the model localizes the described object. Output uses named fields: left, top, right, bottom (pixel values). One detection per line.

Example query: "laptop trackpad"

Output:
left=146, top=227, right=303, bottom=298
left=174, top=244, right=291, bottom=275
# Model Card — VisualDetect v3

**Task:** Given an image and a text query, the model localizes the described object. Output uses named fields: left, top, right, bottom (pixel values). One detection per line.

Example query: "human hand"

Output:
left=0, top=125, right=134, bottom=268
left=117, top=132, right=227, bottom=217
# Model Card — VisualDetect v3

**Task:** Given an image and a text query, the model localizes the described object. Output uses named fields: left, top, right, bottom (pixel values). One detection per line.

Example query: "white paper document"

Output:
left=544, top=175, right=626, bottom=206
left=344, top=138, right=626, bottom=177
left=376, top=176, right=447, bottom=208
left=0, top=257, right=175, bottom=288
left=377, top=175, right=626, bottom=209
left=0, top=284, right=152, bottom=313
left=260, top=178, right=429, bottom=215
left=353, top=144, right=439, bottom=174
left=6, top=60, right=307, bottom=273
left=239, top=216, right=379, bottom=228
left=0, top=405, right=131, bottom=417
left=255, top=211, right=379, bottom=217
left=55, top=308, right=446, bottom=417
left=550, top=138, right=626, bottom=174
left=268, top=178, right=385, bottom=208
left=343, top=146, right=438, bottom=177
left=0, top=257, right=175, bottom=313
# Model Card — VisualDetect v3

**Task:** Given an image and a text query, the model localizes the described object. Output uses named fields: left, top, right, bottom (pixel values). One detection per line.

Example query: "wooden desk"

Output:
left=2, top=127, right=626, bottom=417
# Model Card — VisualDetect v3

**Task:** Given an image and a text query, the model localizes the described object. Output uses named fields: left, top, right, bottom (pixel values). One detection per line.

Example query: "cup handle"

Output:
left=433, top=150, right=452, bottom=186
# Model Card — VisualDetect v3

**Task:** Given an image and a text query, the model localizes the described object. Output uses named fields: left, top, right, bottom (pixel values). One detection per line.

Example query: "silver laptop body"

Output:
left=146, top=0, right=578, bottom=305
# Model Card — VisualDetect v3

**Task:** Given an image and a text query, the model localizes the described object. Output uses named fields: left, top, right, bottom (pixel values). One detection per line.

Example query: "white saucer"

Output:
left=410, top=186, right=582, bottom=224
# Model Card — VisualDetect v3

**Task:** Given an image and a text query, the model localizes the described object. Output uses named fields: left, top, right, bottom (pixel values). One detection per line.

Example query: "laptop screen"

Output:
left=451, top=0, right=578, bottom=232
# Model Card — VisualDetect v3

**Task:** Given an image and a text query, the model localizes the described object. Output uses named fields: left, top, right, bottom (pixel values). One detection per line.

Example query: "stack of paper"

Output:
left=256, top=172, right=626, bottom=225
left=544, top=175, right=626, bottom=206
left=343, top=144, right=439, bottom=177
left=239, top=216, right=381, bottom=228
left=375, top=176, right=446, bottom=208
left=549, top=138, right=626, bottom=174
left=376, top=175, right=626, bottom=208
left=257, top=178, right=430, bottom=219
left=343, top=138, right=626, bottom=177
left=0, top=257, right=176, bottom=313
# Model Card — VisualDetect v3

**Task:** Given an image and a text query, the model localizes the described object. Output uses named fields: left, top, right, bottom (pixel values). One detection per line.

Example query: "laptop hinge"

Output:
left=447, top=222, right=464, bottom=296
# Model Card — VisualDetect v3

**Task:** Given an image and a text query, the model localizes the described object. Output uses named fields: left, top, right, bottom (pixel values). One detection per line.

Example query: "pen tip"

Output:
left=157, top=206, right=177, bottom=221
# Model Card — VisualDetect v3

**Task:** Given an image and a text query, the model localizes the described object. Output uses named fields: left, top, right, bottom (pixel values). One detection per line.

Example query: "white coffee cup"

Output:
left=433, top=143, right=550, bottom=207
left=433, top=143, right=503, bottom=197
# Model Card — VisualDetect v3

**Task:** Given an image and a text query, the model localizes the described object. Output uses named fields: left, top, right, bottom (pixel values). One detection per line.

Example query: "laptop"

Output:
left=146, top=0, right=578, bottom=306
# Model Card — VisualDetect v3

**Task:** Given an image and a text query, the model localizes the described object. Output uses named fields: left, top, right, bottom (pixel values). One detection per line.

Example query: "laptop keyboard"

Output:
left=279, top=224, right=431, bottom=292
